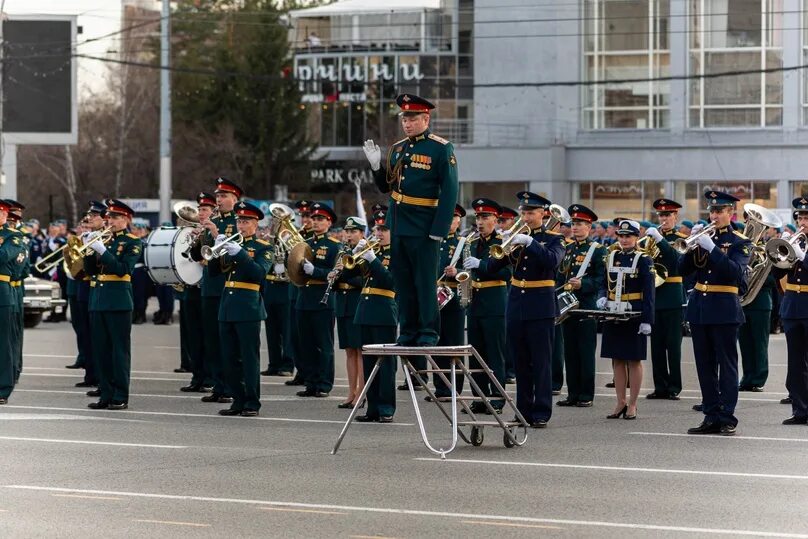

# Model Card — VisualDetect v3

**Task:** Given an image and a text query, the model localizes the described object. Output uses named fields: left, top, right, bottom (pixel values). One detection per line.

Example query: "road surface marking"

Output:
left=52, top=494, right=122, bottom=501
left=133, top=519, right=210, bottom=527
left=461, top=520, right=563, bottom=530
left=260, top=507, right=348, bottom=516
left=0, top=436, right=186, bottom=449
left=4, top=486, right=807, bottom=538
left=13, top=389, right=343, bottom=401
left=17, top=373, right=350, bottom=388
left=632, top=432, right=808, bottom=443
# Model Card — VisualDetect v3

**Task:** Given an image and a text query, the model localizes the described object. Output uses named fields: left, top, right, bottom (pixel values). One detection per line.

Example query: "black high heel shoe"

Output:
left=607, top=405, right=627, bottom=419
left=625, top=406, right=637, bottom=420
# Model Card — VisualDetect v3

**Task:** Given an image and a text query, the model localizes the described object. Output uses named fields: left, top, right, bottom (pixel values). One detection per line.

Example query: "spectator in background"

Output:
left=306, top=31, right=322, bottom=47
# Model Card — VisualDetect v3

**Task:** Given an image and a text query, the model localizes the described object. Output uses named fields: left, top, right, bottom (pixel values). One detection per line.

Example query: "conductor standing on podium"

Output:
left=363, top=94, right=459, bottom=346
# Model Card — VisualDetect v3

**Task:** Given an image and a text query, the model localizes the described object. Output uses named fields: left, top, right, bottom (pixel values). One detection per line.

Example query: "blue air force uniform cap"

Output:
left=87, top=200, right=107, bottom=215
left=791, top=196, right=808, bottom=220
left=516, top=191, right=551, bottom=210
left=681, top=220, right=694, bottom=228
left=616, top=220, right=641, bottom=236
left=704, top=190, right=740, bottom=208
left=344, top=216, right=367, bottom=231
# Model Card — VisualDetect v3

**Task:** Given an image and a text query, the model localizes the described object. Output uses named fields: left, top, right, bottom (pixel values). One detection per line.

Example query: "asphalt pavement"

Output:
left=1, top=311, right=807, bottom=538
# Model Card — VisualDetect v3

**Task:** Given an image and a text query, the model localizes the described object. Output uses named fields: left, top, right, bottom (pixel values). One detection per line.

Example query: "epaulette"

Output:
left=255, top=238, right=270, bottom=246
left=545, top=230, right=562, bottom=236
left=563, top=238, right=574, bottom=246
left=495, top=234, right=503, bottom=240
left=328, top=237, right=342, bottom=244
left=126, top=233, right=138, bottom=240
left=393, top=137, right=408, bottom=147
left=733, top=230, right=748, bottom=240
left=428, top=133, right=450, bottom=145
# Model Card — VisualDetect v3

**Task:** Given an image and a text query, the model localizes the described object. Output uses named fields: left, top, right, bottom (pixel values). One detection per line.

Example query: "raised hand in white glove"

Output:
left=303, top=259, right=315, bottom=275
left=89, top=240, right=106, bottom=255
left=645, top=227, right=663, bottom=243
left=463, top=256, right=481, bottom=270
left=638, top=323, right=652, bottom=335
left=793, top=243, right=806, bottom=262
left=222, top=242, right=241, bottom=257
left=689, top=223, right=704, bottom=236
left=361, top=248, right=376, bottom=263
left=353, top=239, right=368, bottom=254
left=696, top=233, right=715, bottom=252
left=273, top=263, right=286, bottom=275
left=362, top=139, right=381, bottom=171
left=215, top=234, right=226, bottom=244
left=596, top=297, right=607, bottom=310
left=510, top=233, right=533, bottom=247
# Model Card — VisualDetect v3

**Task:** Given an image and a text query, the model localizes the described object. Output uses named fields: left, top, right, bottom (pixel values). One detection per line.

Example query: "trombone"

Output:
left=34, top=243, right=69, bottom=273
left=34, top=226, right=113, bottom=273
left=201, top=233, right=244, bottom=261
left=672, top=223, right=717, bottom=254
left=341, top=238, right=380, bottom=270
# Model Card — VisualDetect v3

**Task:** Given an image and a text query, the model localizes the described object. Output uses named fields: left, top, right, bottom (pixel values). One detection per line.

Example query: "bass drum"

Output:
left=144, top=227, right=203, bottom=286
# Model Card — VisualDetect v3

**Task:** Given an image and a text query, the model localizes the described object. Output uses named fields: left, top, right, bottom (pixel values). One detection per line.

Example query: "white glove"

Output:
left=511, top=233, right=532, bottom=247
left=646, top=227, right=663, bottom=242
left=353, top=239, right=368, bottom=254
left=273, top=263, right=286, bottom=275
left=782, top=231, right=792, bottom=240
left=363, top=139, right=381, bottom=171
left=696, top=233, right=714, bottom=252
left=596, top=297, right=607, bottom=309
left=361, top=249, right=376, bottom=263
left=429, top=235, right=442, bottom=242
left=81, top=232, right=93, bottom=245
left=222, top=242, right=241, bottom=257
left=794, top=243, right=806, bottom=262
left=690, top=223, right=704, bottom=235
left=48, top=238, right=58, bottom=251
left=463, top=256, right=480, bottom=270
left=303, top=259, right=315, bottom=275
left=215, top=234, right=226, bottom=243
left=638, top=323, right=652, bottom=335
left=89, top=241, right=106, bottom=255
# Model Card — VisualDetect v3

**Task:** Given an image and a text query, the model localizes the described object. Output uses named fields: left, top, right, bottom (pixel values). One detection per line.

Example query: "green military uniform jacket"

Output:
left=558, top=238, right=606, bottom=310
left=373, top=129, right=459, bottom=239
left=438, top=232, right=462, bottom=311
left=7, top=227, right=28, bottom=312
left=296, top=232, right=341, bottom=311
left=192, top=210, right=237, bottom=297
left=209, top=235, right=271, bottom=322
left=0, top=225, right=26, bottom=308
left=655, top=228, right=686, bottom=310
left=334, top=244, right=363, bottom=317
left=353, top=244, right=397, bottom=327
left=83, top=230, right=142, bottom=312
left=470, top=232, right=511, bottom=317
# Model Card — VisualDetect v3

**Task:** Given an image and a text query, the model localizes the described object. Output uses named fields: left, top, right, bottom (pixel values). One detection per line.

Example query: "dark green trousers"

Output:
left=75, top=300, right=95, bottom=385
left=91, top=311, right=132, bottom=403
left=288, top=303, right=304, bottom=381
left=178, top=298, right=192, bottom=371
left=739, top=309, right=771, bottom=388
left=265, top=301, right=294, bottom=373
left=468, top=315, right=505, bottom=405
left=68, top=296, right=85, bottom=368
left=220, top=320, right=261, bottom=411
left=432, top=305, right=466, bottom=396
left=184, top=289, right=208, bottom=386
left=562, top=318, right=597, bottom=402
left=202, top=296, right=229, bottom=396
left=650, top=308, right=684, bottom=396
left=12, top=305, right=23, bottom=383
left=362, top=325, right=397, bottom=418
left=0, top=306, right=15, bottom=399
left=298, top=309, right=335, bottom=393
left=391, top=235, right=440, bottom=346
left=552, top=324, right=564, bottom=392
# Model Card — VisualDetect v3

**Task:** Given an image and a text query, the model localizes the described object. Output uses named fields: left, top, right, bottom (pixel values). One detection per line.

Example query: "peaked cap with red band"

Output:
left=0, top=199, right=10, bottom=212
left=395, top=93, right=435, bottom=113
left=235, top=201, right=264, bottom=220
left=197, top=192, right=216, bottom=208
left=499, top=206, right=517, bottom=220
left=295, top=200, right=312, bottom=215
left=214, top=177, right=243, bottom=198
left=309, top=202, right=336, bottom=222
left=568, top=203, right=598, bottom=223
left=454, top=204, right=467, bottom=218
left=652, top=198, right=682, bottom=213
left=4, top=199, right=24, bottom=220
left=373, top=210, right=388, bottom=227
left=472, top=198, right=500, bottom=217
left=104, top=199, right=135, bottom=218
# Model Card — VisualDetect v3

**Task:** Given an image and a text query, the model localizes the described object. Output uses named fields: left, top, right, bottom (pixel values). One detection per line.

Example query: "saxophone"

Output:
left=457, top=230, right=477, bottom=308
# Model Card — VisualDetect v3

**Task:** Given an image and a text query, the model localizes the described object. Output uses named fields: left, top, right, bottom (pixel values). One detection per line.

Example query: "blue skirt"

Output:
left=600, top=318, right=647, bottom=361
left=337, top=315, right=363, bottom=349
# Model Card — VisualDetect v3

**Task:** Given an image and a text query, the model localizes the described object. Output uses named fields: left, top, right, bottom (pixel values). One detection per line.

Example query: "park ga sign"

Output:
left=296, top=56, right=424, bottom=103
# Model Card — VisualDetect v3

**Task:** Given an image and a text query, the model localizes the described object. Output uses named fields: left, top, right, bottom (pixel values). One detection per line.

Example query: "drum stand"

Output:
left=331, top=345, right=529, bottom=459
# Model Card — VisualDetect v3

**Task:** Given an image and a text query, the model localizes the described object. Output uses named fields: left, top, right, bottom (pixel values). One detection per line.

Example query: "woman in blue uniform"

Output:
left=598, top=220, right=655, bottom=420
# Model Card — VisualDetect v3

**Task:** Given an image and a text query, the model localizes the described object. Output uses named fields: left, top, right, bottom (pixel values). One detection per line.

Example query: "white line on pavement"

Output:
left=414, top=457, right=808, bottom=481
left=631, top=432, right=808, bottom=443
left=133, top=519, right=210, bottom=527
left=591, top=392, right=783, bottom=403
left=17, top=373, right=350, bottom=388
left=3, top=486, right=806, bottom=538
left=13, top=389, right=344, bottom=402
left=0, top=436, right=186, bottom=449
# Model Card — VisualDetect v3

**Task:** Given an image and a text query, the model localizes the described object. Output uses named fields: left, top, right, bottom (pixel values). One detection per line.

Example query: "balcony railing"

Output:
left=431, top=120, right=530, bottom=147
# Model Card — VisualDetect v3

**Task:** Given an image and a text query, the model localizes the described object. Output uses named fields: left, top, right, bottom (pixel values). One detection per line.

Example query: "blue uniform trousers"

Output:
left=220, top=320, right=261, bottom=412
left=431, top=306, right=465, bottom=396
left=156, top=285, right=175, bottom=316
left=202, top=296, right=229, bottom=396
left=75, top=299, right=96, bottom=385
left=391, top=235, right=440, bottom=346
left=178, top=299, right=192, bottom=371
left=68, top=296, right=85, bottom=368
left=182, top=291, right=207, bottom=385
left=690, top=323, right=740, bottom=427
left=551, top=324, right=564, bottom=392
left=131, top=267, right=148, bottom=313
left=508, top=318, right=555, bottom=423
left=298, top=309, right=335, bottom=393
left=784, top=319, right=808, bottom=418
left=265, top=302, right=294, bottom=374
left=362, top=325, right=397, bottom=418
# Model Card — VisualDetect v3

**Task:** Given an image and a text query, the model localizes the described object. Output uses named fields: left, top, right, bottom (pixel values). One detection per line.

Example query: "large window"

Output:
left=583, top=0, right=671, bottom=129
left=576, top=181, right=665, bottom=219
left=683, top=181, right=776, bottom=219
left=690, top=0, right=783, bottom=127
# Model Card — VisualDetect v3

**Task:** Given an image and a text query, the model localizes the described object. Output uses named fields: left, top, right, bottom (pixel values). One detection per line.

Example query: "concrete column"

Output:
left=668, top=0, right=688, bottom=133
left=0, top=143, right=17, bottom=200
left=782, top=0, right=800, bottom=131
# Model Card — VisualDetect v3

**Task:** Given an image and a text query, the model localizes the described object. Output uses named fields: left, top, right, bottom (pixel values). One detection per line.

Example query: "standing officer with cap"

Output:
left=190, top=177, right=240, bottom=405
left=285, top=200, right=314, bottom=387
left=462, top=198, right=511, bottom=413
left=363, top=93, right=459, bottom=347
left=76, top=201, right=107, bottom=393
left=644, top=198, right=686, bottom=400
left=4, top=200, right=29, bottom=385
left=0, top=199, right=26, bottom=404
left=296, top=202, right=341, bottom=398
left=83, top=199, right=142, bottom=410
left=487, top=191, right=565, bottom=428
left=497, top=206, right=518, bottom=384
left=556, top=204, right=605, bottom=408
left=211, top=201, right=271, bottom=417
left=680, top=191, right=751, bottom=436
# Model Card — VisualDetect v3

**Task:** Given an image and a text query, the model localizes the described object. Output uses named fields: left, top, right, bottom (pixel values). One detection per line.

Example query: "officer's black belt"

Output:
left=390, top=191, right=439, bottom=207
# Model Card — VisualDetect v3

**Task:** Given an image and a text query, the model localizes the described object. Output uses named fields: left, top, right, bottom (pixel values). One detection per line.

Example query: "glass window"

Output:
left=583, top=0, right=670, bottom=129
left=574, top=181, right=665, bottom=220
left=690, top=0, right=783, bottom=128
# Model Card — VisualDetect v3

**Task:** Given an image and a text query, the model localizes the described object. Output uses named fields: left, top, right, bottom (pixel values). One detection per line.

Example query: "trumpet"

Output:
left=766, top=227, right=808, bottom=269
left=341, top=238, right=380, bottom=270
left=201, top=233, right=244, bottom=261
left=672, top=222, right=717, bottom=254
left=490, top=217, right=531, bottom=259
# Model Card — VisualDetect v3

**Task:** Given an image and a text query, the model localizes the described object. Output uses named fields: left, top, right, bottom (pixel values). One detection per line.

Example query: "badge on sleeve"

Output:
left=449, top=154, right=457, bottom=167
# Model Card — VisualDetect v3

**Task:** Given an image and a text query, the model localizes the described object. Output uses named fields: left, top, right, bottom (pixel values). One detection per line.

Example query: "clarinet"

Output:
left=320, top=248, right=346, bottom=305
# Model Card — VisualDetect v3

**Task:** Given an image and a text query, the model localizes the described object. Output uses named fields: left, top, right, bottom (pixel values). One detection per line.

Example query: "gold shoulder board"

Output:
left=428, top=133, right=450, bottom=145
left=733, top=230, right=748, bottom=240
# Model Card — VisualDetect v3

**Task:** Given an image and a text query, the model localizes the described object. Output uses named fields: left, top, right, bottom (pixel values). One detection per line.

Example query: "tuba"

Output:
left=173, top=201, right=202, bottom=228
left=739, top=203, right=782, bottom=306
left=637, top=234, right=668, bottom=287
left=268, top=203, right=312, bottom=287
left=766, top=227, right=808, bottom=269
left=544, top=203, right=571, bottom=230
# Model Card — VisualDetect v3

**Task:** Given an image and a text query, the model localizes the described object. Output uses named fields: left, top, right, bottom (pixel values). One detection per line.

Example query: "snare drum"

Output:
left=437, top=284, right=455, bottom=310
left=555, top=290, right=580, bottom=325
left=144, top=227, right=203, bottom=286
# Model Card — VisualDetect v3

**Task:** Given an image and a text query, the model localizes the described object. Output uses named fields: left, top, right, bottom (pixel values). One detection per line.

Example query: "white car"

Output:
left=23, top=276, right=66, bottom=328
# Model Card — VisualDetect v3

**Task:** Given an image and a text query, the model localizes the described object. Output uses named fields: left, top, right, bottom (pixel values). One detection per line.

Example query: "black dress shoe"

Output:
left=180, top=384, right=203, bottom=393
left=667, top=393, right=681, bottom=401
left=469, top=402, right=487, bottom=414
left=315, top=391, right=330, bottom=398
left=781, top=397, right=793, bottom=405
left=720, top=424, right=736, bottom=436
left=692, top=403, right=703, bottom=412
left=575, top=400, right=593, bottom=408
left=65, top=363, right=82, bottom=369
left=173, top=368, right=190, bottom=373
left=530, top=420, right=548, bottom=429
left=645, top=392, right=667, bottom=400
left=355, top=415, right=379, bottom=422
left=201, top=394, right=222, bottom=403
left=88, top=401, right=108, bottom=409
left=750, top=386, right=764, bottom=393
left=260, top=370, right=272, bottom=376
left=218, top=408, right=242, bottom=416
left=0, top=398, right=7, bottom=405
left=108, top=402, right=128, bottom=410
left=74, top=381, right=95, bottom=388
left=285, top=378, right=305, bottom=386
left=556, top=398, right=577, bottom=407
left=86, top=389, right=101, bottom=397
left=337, top=402, right=354, bottom=409
left=240, top=410, right=259, bottom=417
left=605, top=381, right=615, bottom=388
left=217, top=396, right=233, bottom=403
left=397, top=383, right=409, bottom=391
left=738, top=385, right=752, bottom=392
left=379, top=415, right=394, bottom=423
left=783, top=416, right=808, bottom=425
left=296, top=389, right=316, bottom=397
left=277, top=371, right=294, bottom=377
left=687, top=421, right=721, bottom=435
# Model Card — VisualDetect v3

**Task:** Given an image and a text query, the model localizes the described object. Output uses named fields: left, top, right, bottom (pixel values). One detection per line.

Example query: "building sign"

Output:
left=591, top=182, right=642, bottom=199
left=310, top=164, right=375, bottom=185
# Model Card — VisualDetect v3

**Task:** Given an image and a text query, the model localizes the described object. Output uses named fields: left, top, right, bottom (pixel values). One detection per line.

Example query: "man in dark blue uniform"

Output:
left=364, top=93, right=459, bottom=346
left=285, top=200, right=313, bottom=387
left=680, top=191, right=751, bottom=436
left=487, top=192, right=565, bottom=428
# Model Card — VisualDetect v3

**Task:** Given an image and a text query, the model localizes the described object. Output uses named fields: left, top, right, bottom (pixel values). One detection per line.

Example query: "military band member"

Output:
left=191, top=177, right=240, bottom=405
left=83, top=200, right=141, bottom=410
left=773, top=199, right=808, bottom=424
left=0, top=200, right=26, bottom=404
left=364, top=93, right=459, bottom=347
left=462, top=198, right=511, bottom=413
left=557, top=204, right=606, bottom=408
left=498, top=206, right=518, bottom=384
left=211, top=202, right=271, bottom=417
left=4, top=200, right=29, bottom=384
left=354, top=212, right=398, bottom=423
left=680, top=191, right=751, bottom=436
left=79, top=202, right=107, bottom=395
left=333, top=216, right=367, bottom=408
left=285, top=200, right=313, bottom=387
left=296, top=202, right=340, bottom=398
left=644, top=198, right=686, bottom=400
left=598, top=220, right=655, bottom=420
left=487, top=192, right=565, bottom=428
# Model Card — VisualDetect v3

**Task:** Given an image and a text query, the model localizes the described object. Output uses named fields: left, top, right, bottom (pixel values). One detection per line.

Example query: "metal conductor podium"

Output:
left=332, top=345, right=529, bottom=459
